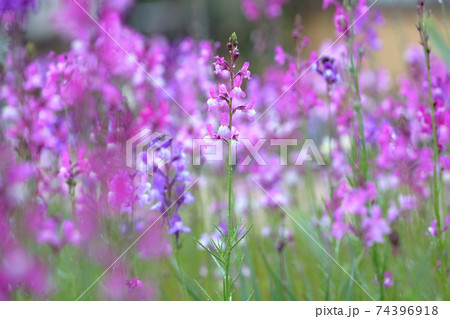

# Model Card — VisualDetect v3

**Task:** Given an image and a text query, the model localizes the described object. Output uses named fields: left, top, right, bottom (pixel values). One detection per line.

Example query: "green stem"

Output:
left=417, top=6, right=447, bottom=297
left=174, top=242, right=189, bottom=300
left=223, top=136, right=233, bottom=301
left=345, top=0, right=369, bottom=182
left=64, top=106, right=77, bottom=220
left=279, top=248, right=287, bottom=300
left=372, top=245, right=385, bottom=301
left=278, top=213, right=287, bottom=300
left=327, top=88, right=333, bottom=168
left=423, top=37, right=448, bottom=300
left=223, top=44, right=235, bottom=301
left=326, top=87, right=335, bottom=211
left=228, top=106, right=234, bottom=242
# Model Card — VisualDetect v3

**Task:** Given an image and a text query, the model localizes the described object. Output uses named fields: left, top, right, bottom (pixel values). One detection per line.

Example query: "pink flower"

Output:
left=103, top=268, right=154, bottom=300
left=217, top=113, right=231, bottom=138
left=426, top=216, right=450, bottom=237
left=61, top=220, right=81, bottom=245
left=362, top=206, right=390, bottom=247
left=213, top=56, right=230, bottom=74
left=374, top=271, right=394, bottom=287
left=125, top=278, right=143, bottom=291
left=138, top=215, right=171, bottom=258
left=240, top=0, right=290, bottom=21
left=274, top=45, right=286, bottom=66
left=331, top=220, right=349, bottom=240
left=108, top=170, right=134, bottom=214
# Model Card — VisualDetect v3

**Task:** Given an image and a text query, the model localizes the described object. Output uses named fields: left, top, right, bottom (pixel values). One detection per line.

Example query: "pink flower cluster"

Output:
left=206, top=35, right=255, bottom=143
left=240, top=0, right=290, bottom=21
left=0, top=0, right=211, bottom=300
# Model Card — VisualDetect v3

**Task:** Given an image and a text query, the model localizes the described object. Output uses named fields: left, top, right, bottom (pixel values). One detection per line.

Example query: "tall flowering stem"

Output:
left=227, top=34, right=237, bottom=245
left=344, top=0, right=369, bottom=181
left=344, top=0, right=385, bottom=300
left=203, top=32, right=254, bottom=300
left=417, top=0, right=447, bottom=298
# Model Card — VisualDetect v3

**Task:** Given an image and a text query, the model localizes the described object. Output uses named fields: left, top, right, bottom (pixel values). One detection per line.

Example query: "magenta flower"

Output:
left=125, top=278, right=143, bottom=291
left=240, top=0, right=290, bottom=21
left=426, top=216, right=450, bottom=237
left=323, top=1, right=349, bottom=35
left=36, top=217, right=61, bottom=248
left=362, top=206, right=391, bottom=247
left=138, top=215, right=172, bottom=259
left=108, top=169, right=135, bottom=214
left=61, top=220, right=81, bottom=245
left=103, top=268, right=154, bottom=300
left=374, top=271, right=394, bottom=287
left=213, top=56, right=231, bottom=75
left=383, top=272, right=394, bottom=287
left=331, top=220, right=349, bottom=240
left=274, top=45, right=287, bottom=66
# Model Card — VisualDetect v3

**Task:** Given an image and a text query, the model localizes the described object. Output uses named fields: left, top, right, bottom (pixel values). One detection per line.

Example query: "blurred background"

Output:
left=26, top=0, right=442, bottom=77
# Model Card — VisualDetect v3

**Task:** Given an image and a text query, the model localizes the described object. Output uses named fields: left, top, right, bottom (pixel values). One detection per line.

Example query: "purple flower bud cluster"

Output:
left=0, top=0, right=37, bottom=15
left=145, top=139, right=194, bottom=242
left=314, top=56, right=340, bottom=86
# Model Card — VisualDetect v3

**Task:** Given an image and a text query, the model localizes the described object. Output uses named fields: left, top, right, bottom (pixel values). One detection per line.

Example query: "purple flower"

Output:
left=0, top=0, right=37, bottom=15
left=197, top=222, right=228, bottom=251
left=314, top=56, right=340, bottom=85
left=168, top=213, right=191, bottom=236
left=143, top=140, right=194, bottom=239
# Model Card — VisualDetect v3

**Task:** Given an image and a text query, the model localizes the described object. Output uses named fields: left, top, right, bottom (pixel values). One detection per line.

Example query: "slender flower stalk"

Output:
left=344, top=0, right=385, bottom=300
left=222, top=32, right=238, bottom=301
left=173, top=237, right=189, bottom=300
left=63, top=105, right=77, bottom=218
left=56, top=61, right=77, bottom=218
left=417, top=0, right=448, bottom=298
left=344, top=0, right=369, bottom=182
left=275, top=213, right=288, bottom=299
left=202, top=32, right=253, bottom=301
left=227, top=34, right=236, bottom=246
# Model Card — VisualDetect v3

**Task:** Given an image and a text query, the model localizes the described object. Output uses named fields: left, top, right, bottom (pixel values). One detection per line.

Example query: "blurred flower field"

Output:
left=1, top=0, right=450, bottom=301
